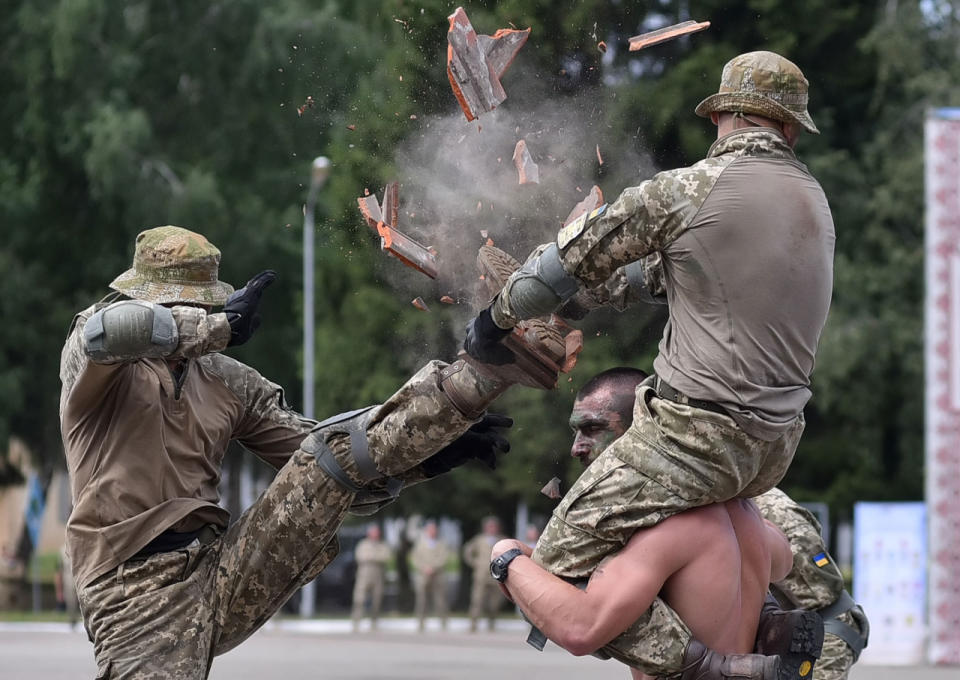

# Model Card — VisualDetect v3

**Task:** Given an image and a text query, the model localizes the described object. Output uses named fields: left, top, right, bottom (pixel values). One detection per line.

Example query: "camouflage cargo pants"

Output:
left=78, top=361, right=475, bottom=680
left=531, top=384, right=804, bottom=674
left=816, top=611, right=861, bottom=680
left=352, top=573, right=386, bottom=625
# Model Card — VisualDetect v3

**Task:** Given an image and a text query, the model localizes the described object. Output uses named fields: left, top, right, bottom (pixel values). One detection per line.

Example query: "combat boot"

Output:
left=440, top=246, right=581, bottom=418
left=754, top=594, right=824, bottom=680
left=677, top=639, right=781, bottom=680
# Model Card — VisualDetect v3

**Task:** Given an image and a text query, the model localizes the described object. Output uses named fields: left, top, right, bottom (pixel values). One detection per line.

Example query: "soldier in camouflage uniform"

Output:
left=495, top=370, right=866, bottom=680
left=60, top=226, right=571, bottom=679
left=465, top=51, right=835, bottom=680
left=351, top=524, right=392, bottom=631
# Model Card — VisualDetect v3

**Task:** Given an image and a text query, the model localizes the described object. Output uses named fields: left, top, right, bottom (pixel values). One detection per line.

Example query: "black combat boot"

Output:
left=754, top=594, right=825, bottom=680
left=678, top=639, right=781, bottom=680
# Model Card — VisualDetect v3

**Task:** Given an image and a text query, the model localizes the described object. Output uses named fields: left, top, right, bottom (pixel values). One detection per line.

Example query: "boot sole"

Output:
left=769, top=611, right=824, bottom=680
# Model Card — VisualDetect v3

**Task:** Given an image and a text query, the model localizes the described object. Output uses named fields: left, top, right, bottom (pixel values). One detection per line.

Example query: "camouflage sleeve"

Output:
left=205, top=355, right=316, bottom=469
left=563, top=252, right=667, bottom=316
left=558, top=159, right=727, bottom=287
left=166, top=307, right=231, bottom=359
left=754, top=488, right=845, bottom=610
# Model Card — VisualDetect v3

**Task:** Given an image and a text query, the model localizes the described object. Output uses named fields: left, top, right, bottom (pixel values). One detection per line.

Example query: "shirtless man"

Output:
left=490, top=499, right=794, bottom=680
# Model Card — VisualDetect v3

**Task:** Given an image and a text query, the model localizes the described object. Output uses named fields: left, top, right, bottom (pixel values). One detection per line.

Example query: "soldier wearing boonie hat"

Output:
left=463, top=50, right=835, bottom=680
left=60, top=224, right=543, bottom=678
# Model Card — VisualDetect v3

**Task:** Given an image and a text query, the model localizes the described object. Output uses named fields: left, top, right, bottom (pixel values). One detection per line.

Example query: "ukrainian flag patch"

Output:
left=813, top=552, right=829, bottom=567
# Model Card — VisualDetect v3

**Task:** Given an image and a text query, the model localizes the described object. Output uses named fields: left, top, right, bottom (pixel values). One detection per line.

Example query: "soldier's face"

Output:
left=569, top=390, right=628, bottom=467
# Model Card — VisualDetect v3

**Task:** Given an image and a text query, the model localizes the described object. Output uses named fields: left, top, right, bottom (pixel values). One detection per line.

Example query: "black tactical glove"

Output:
left=223, top=270, right=277, bottom=347
left=420, top=413, right=513, bottom=478
left=463, top=306, right=514, bottom=365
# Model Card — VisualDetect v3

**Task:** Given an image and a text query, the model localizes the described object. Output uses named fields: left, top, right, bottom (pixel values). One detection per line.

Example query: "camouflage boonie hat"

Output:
left=110, top=226, right=234, bottom=305
left=695, top=51, right=818, bottom=134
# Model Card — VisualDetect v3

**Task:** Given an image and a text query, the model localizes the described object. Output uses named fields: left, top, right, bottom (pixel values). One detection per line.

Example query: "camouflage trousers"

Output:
left=816, top=611, right=859, bottom=680
left=78, top=361, right=475, bottom=680
left=531, top=384, right=805, bottom=674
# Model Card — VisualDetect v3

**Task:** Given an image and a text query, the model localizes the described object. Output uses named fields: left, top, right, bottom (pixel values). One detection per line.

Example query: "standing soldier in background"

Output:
left=351, top=524, right=392, bottom=631
left=410, top=520, right=451, bottom=632
left=463, top=516, right=505, bottom=632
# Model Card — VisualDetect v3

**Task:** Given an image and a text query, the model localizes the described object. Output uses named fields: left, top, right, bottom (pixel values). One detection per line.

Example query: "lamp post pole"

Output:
left=299, top=156, right=330, bottom=619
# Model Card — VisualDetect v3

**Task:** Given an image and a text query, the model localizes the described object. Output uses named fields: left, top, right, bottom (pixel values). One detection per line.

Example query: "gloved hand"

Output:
left=420, top=413, right=513, bottom=478
left=223, top=270, right=277, bottom=347
left=463, top=306, right=514, bottom=365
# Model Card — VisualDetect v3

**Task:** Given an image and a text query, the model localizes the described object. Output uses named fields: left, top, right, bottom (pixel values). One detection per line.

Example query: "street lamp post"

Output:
left=299, top=156, right=330, bottom=619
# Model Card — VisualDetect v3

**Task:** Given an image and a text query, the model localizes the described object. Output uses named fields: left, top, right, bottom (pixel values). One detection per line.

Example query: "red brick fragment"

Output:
left=512, top=139, right=540, bottom=185
left=628, top=20, right=710, bottom=51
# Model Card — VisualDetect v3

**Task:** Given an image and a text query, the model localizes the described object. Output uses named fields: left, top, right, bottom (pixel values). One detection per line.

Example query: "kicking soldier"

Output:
left=464, top=51, right=835, bottom=680
left=60, top=226, right=573, bottom=679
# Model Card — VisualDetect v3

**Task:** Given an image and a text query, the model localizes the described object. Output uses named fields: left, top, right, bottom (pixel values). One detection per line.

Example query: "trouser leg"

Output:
left=814, top=619, right=859, bottom=680
left=532, top=386, right=804, bottom=675
left=415, top=578, right=428, bottom=630
left=370, top=577, right=384, bottom=625
left=352, top=578, right=368, bottom=625
left=469, top=578, right=486, bottom=631
left=432, top=575, right=448, bottom=628
left=78, top=546, right=216, bottom=680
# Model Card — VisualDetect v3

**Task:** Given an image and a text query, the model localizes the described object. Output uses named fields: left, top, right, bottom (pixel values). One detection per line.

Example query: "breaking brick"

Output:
left=440, top=295, right=455, bottom=304
left=561, top=329, right=584, bottom=374
left=513, top=139, right=540, bottom=185
left=347, top=124, right=357, bottom=131
left=597, top=40, right=607, bottom=53
left=411, top=297, right=430, bottom=312
left=628, top=20, right=710, bottom=51
left=356, top=183, right=440, bottom=279
left=377, top=222, right=439, bottom=279
left=357, top=195, right=383, bottom=232
left=541, top=476, right=562, bottom=500
left=563, top=185, right=605, bottom=227
left=381, top=181, right=399, bottom=234
left=596, top=144, right=604, bottom=166
left=447, top=6, right=530, bottom=122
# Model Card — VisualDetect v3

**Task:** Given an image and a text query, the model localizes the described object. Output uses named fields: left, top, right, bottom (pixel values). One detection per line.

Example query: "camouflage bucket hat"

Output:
left=110, top=226, right=235, bottom=305
left=695, top=51, right=818, bottom=134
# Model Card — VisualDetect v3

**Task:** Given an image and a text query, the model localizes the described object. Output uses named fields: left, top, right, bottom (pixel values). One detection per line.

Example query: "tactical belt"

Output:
left=653, top=375, right=729, bottom=417
left=817, top=590, right=869, bottom=660
left=130, top=524, right=219, bottom=560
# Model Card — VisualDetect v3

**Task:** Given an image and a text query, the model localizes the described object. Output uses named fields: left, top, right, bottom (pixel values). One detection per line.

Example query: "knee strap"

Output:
left=818, top=591, right=869, bottom=660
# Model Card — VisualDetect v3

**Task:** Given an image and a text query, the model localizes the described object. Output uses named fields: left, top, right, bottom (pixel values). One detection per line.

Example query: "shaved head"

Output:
left=570, top=368, right=648, bottom=467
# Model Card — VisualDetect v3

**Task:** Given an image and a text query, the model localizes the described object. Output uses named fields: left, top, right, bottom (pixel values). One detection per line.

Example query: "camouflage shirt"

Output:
left=59, top=302, right=316, bottom=588
left=558, top=128, right=835, bottom=440
left=754, top=488, right=844, bottom=610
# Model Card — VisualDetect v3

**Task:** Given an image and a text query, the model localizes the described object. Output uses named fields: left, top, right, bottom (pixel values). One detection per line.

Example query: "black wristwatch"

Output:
left=490, top=548, right=524, bottom=583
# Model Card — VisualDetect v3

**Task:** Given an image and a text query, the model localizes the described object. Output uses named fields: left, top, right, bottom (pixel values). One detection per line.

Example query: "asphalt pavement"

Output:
left=0, top=618, right=955, bottom=680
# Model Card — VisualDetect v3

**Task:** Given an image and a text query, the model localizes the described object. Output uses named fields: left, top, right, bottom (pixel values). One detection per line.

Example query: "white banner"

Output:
left=924, top=108, right=960, bottom=666
left=853, top=502, right=926, bottom=665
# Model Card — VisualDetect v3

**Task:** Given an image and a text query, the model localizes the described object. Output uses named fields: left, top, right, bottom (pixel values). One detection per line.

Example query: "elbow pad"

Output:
left=624, top=259, right=667, bottom=306
left=493, top=243, right=581, bottom=327
left=83, top=300, right=179, bottom=362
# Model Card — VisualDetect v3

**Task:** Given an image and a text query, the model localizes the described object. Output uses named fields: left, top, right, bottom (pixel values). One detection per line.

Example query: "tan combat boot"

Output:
left=440, top=245, right=582, bottom=418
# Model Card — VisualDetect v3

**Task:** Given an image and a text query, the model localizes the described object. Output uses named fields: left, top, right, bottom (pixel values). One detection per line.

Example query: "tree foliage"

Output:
left=2, top=0, right=958, bottom=528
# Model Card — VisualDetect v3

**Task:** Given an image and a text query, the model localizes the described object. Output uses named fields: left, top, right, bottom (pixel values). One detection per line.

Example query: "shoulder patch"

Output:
left=558, top=203, right=607, bottom=250
left=812, top=552, right=830, bottom=568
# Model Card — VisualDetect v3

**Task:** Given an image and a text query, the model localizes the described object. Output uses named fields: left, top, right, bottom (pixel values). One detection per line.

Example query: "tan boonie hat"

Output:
left=695, top=51, right=818, bottom=134
left=110, top=226, right=235, bottom=305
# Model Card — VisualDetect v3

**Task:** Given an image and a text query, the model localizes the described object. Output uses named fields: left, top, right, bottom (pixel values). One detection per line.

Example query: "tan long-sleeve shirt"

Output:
left=59, top=303, right=316, bottom=588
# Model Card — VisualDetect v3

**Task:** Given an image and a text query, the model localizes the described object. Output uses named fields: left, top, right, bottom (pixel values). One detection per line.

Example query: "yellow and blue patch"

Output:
left=812, top=552, right=830, bottom=568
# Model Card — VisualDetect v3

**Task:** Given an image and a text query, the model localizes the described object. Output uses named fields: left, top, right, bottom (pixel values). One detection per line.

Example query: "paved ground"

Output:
left=0, top=618, right=955, bottom=680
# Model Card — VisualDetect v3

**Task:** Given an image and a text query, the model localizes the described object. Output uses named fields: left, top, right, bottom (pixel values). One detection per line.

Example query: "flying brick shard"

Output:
left=447, top=7, right=530, bottom=122
left=512, top=139, right=540, bottom=185
left=628, top=20, right=710, bottom=51
left=563, top=185, right=605, bottom=227
left=356, top=183, right=439, bottom=279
